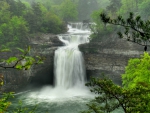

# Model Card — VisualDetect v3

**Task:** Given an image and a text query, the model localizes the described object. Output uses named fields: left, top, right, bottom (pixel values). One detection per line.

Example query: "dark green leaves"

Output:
left=117, top=32, right=123, bottom=38
left=100, top=13, right=110, bottom=24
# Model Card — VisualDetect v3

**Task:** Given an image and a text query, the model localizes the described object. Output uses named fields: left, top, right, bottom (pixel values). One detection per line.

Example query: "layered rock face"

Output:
left=0, top=32, right=146, bottom=92
left=79, top=34, right=144, bottom=85
left=29, top=34, right=63, bottom=86
left=0, top=34, right=63, bottom=92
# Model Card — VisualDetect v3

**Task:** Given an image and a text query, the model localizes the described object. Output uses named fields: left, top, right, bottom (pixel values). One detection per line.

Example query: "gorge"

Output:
left=5, top=22, right=144, bottom=113
left=7, top=22, right=96, bottom=113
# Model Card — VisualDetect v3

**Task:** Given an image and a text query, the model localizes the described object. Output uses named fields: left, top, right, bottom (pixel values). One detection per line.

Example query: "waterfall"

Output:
left=9, top=23, right=94, bottom=113
left=54, top=23, right=91, bottom=89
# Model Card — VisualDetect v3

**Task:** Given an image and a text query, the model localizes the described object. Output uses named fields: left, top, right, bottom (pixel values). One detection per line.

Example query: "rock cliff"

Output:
left=79, top=33, right=144, bottom=85
left=0, top=32, right=147, bottom=92
left=0, top=34, right=63, bottom=92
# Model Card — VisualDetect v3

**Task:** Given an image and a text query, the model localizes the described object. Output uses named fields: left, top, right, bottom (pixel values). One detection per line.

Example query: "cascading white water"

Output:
left=54, top=24, right=91, bottom=89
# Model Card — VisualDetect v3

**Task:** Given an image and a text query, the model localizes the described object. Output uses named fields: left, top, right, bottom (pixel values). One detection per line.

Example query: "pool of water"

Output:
left=7, top=85, right=94, bottom=113
left=7, top=85, right=124, bottom=113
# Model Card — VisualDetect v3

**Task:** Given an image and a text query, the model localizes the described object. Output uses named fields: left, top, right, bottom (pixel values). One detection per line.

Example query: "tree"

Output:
left=106, top=0, right=122, bottom=17
left=83, top=12, right=150, bottom=113
left=122, top=52, right=150, bottom=88
left=41, top=12, right=67, bottom=34
left=0, top=1, right=11, bottom=24
left=138, top=0, right=150, bottom=20
left=60, top=0, right=78, bottom=21
left=0, top=16, right=29, bottom=48
left=83, top=77, right=150, bottom=113
left=5, top=0, right=27, bottom=16
left=100, top=12, right=150, bottom=51
left=119, top=0, right=139, bottom=17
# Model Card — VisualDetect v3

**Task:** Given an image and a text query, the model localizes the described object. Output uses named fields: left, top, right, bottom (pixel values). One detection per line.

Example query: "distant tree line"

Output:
left=0, top=0, right=67, bottom=49
left=90, top=0, right=150, bottom=39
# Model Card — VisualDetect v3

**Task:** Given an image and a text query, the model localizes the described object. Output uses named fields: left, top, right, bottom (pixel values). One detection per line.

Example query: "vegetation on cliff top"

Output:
left=0, top=0, right=67, bottom=49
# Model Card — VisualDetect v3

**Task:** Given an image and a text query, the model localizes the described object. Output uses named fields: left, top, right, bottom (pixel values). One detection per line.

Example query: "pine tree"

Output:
left=100, top=12, right=150, bottom=51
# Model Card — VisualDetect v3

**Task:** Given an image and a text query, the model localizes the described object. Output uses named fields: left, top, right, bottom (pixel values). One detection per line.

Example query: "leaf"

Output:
left=117, top=32, right=123, bottom=38
left=0, top=49, right=11, bottom=52
left=28, top=46, right=31, bottom=52
left=6, top=57, right=18, bottom=64
left=16, top=47, right=25, bottom=53
left=15, top=64, right=22, bottom=70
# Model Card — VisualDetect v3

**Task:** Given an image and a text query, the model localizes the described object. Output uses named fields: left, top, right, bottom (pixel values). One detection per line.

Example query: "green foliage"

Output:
left=0, top=13, right=29, bottom=48
left=24, top=1, right=66, bottom=34
left=84, top=10, right=150, bottom=113
left=0, top=92, right=14, bottom=113
left=119, top=0, right=139, bottom=17
left=60, top=0, right=78, bottom=21
left=6, top=0, right=27, bottom=16
left=41, top=12, right=66, bottom=34
left=0, top=46, right=43, bottom=113
left=0, top=92, right=37, bottom=113
left=138, top=0, right=150, bottom=19
left=0, top=0, right=67, bottom=48
left=0, top=46, right=44, bottom=70
left=91, top=9, right=115, bottom=35
left=91, top=9, right=104, bottom=32
left=0, top=1, right=11, bottom=24
left=122, top=52, right=150, bottom=88
left=83, top=77, right=150, bottom=113
left=106, top=0, right=122, bottom=17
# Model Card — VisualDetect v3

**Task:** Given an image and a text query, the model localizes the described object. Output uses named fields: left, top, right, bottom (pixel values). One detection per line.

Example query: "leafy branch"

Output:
left=100, top=12, right=150, bottom=51
left=0, top=46, right=44, bottom=70
left=83, top=77, right=150, bottom=113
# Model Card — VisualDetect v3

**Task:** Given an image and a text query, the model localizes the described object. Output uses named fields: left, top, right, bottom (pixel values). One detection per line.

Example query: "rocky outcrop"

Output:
left=0, top=34, right=63, bottom=92
left=30, top=34, right=63, bottom=85
left=29, top=34, right=63, bottom=86
left=79, top=34, right=144, bottom=85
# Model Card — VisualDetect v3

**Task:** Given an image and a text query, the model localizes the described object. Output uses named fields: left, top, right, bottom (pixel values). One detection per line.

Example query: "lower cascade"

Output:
left=54, top=37, right=86, bottom=88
